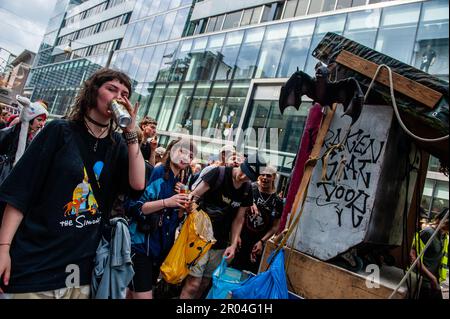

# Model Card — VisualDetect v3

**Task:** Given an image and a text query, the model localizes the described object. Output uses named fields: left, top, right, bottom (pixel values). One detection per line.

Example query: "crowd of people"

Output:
left=0, top=68, right=285, bottom=299
left=0, top=67, right=447, bottom=300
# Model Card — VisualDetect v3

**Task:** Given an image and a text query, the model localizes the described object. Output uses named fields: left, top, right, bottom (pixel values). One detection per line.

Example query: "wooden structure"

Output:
left=268, top=36, right=446, bottom=297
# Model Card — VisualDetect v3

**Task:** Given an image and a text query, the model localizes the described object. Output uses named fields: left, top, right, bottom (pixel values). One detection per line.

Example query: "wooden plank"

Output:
left=261, top=241, right=410, bottom=299
left=286, top=104, right=337, bottom=228
left=336, top=50, right=442, bottom=109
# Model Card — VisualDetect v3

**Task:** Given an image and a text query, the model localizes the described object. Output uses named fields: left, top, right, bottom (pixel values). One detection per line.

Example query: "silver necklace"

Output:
left=84, top=121, right=109, bottom=152
left=257, top=186, right=274, bottom=206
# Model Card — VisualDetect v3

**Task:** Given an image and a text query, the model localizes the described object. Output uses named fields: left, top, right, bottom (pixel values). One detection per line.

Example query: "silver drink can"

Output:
left=110, top=99, right=132, bottom=128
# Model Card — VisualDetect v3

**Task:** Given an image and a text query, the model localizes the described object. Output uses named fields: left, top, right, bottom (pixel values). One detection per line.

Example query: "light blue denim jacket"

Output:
left=91, top=217, right=134, bottom=299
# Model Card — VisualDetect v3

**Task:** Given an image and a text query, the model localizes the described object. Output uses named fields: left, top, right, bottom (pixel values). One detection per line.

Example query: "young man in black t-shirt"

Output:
left=232, top=166, right=283, bottom=274
left=180, top=155, right=264, bottom=299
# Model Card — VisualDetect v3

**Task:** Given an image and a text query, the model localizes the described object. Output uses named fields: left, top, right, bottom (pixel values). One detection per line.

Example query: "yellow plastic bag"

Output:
left=161, top=208, right=216, bottom=284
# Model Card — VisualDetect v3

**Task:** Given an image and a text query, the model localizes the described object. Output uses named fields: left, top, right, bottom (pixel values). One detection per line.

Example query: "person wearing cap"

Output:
left=232, top=166, right=284, bottom=274
left=180, top=153, right=264, bottom=299
left=0, top=100, right=48, bottom=169
left=190, top=144, right=237, bottom=191
left=410, top=208, right=449, bottom=299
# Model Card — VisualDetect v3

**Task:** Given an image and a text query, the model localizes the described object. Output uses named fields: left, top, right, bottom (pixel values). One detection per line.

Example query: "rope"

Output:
left=365, top=64, right=449, bottom=143
left=388, top=209, right=449, bottom=299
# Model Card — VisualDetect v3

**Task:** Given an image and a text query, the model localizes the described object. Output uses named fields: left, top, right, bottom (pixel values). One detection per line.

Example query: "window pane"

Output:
left=158, top=0, right=170, bottom=13
left=322, top=0, right=336, bottom=12
left=138, top=0, right=151, bottom=19
left=170, top=0, right=182, bottom=9
left=157, top=42, right=179, bottom=82
left=234, top=27, right=265, bottom=79
left=241, top=9, right=253, bottom=26
left=159, top=11, right=177, bottom=42
left=271, top=101, right=311, bottom=156
left=205, top=34, right=225, bottom=80
left=380, top=2, right=420, bottom=26
left=128, top=22, right=143, bottom=47
left=284, top=0, right=298, bottom=19
left=251, top=6, right=262, bottom=24
left=169, top=83, right=195, bottom=131
left=189, top=81, right=213, bottom=133
left=128, top=48, right=145, bottom=80
left=206, top=16, right=217, bottom=33
left=413, top=0, right=449, bottom=76
left=215, top=15, right=225, bottom=31
left=185, top=38, right=209, bottom=81
left=278, top=19, right=315, bottom=76
left=295, top=0, right=309, bottom=16
left=203, top=81, right=230, bottom=131
left=224, top=80, right=250, bottom=137
left=305, top=14, right=346, bottom=74
left=136, top=46, right=155, bottom=82
left=308, top=0, right=324, bottom=14
left=344, top=9, right=380, bottom=48
left=171, top=8, right=190, bottom=40
left=144, top=44, right=166, bottom=82
left=352, top=0, right=367, bottom=6
left=138, top=18, right=154, bottom=46
left=336, top=0, right=352, bottom=10
left=130, top=0, right=143, bottom=21
left=256, top=24, right=288, bottom=78
left=171, top=39, right=192, bottom=81
left=147, top=15, right=164, bottom=43
left=157, top=83, right=180, bottom=130
left=149, top=83, right=167, bottom=125
left=223, top=11, right=242, bottom=30
left=375, top=3, right=420, bottom=64
left=148, top=0, right=161, bottom=16
left=261, top=5, right=273, bottom=23
left=216, top=31, right=244, bottom=80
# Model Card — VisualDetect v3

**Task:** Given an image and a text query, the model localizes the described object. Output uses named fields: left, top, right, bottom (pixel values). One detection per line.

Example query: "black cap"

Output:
left=240, top=153, right=266, bottom=182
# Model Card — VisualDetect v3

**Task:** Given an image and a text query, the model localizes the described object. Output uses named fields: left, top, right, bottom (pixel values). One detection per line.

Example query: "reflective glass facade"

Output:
left=27, top=0, right=449, bottom=190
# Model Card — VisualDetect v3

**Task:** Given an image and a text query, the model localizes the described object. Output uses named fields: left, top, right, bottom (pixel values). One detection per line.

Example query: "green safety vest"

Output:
left=412, top=231, right=449, bottom=284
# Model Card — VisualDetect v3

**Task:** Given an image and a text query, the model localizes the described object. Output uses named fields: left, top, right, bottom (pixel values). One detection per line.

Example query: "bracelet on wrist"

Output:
left=0, top=243, right=11, bottom=246
left=123, top=131, right=138, bottom=145
left=162, top=199, right=166, bottom=208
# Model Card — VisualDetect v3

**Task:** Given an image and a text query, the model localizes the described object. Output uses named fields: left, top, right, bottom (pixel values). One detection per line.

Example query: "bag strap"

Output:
left=211, top=166, right=226, bottom=192
left=70, top=122, right=120, bottom=218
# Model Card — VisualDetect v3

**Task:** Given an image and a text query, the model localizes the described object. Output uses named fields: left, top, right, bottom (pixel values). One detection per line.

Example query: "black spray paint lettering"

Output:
left=317, top=182, right=370, bottom=228
left=316, top=127, right=385, bottom=228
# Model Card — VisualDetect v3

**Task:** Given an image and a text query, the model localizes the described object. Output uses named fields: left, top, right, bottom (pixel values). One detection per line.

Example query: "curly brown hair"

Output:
left=139, top=116, right=157, bottom=130
left=67, top=68, right=132, bottom=128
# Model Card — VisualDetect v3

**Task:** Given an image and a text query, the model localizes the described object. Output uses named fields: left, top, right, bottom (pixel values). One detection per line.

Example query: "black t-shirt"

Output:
left=0, top=120, right=131, bottom=293
left=198, top=166, right=253, bottom=249
left=242, top=183, right=283, bottom=241
left=140, top=139, right=152, bottom=161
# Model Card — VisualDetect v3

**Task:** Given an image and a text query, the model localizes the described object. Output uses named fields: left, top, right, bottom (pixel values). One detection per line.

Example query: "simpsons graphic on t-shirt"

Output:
left=64, top=167, right=99, bottom=217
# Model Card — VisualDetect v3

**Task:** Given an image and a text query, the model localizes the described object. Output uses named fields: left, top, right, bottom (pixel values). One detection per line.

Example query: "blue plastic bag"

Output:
left=231, top=249, right=289, bottom=299
left=206, top=257, right=249, bottom=299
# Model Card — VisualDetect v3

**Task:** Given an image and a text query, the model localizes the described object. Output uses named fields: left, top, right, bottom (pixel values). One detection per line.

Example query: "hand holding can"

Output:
left=110, top=99, right=132, bottom=128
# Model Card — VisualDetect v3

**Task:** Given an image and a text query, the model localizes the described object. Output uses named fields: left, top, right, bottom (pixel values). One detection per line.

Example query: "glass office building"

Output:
left=26, top=0, right=448, bottom=205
